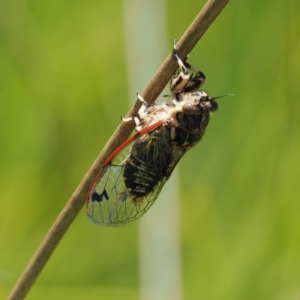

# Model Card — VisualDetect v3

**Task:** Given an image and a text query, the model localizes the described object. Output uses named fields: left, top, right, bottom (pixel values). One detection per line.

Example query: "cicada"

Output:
left=86, top=41, right=219, bottom=226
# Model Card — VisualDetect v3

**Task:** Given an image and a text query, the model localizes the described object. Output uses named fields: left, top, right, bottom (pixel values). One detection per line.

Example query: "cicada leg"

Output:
left=170, top=40, right=206, bottom=98
left=122, top=92, right=149, bottom=131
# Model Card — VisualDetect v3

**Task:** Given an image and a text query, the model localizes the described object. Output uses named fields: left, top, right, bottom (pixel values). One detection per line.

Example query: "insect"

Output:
left=86, top=41, right=219, bottom=226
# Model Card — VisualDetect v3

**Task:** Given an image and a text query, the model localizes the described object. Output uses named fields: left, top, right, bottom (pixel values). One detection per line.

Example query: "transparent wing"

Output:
left=86, top=123, right=171, bottom=226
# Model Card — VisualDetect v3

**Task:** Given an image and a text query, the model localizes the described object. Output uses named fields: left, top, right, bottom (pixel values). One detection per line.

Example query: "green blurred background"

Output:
left=1, top=0, right=300, bottom=299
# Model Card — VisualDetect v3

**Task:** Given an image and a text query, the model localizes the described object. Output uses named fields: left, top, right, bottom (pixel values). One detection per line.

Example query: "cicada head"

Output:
left=180, top=91, right=218, bottom=115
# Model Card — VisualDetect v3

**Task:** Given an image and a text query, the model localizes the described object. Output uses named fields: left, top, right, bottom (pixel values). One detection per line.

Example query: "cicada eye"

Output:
left=209, top=98, right=218, bottom=112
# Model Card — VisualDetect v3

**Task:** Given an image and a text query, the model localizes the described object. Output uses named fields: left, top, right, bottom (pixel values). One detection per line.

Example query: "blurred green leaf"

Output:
left=1, top=0, right=300, bottom=299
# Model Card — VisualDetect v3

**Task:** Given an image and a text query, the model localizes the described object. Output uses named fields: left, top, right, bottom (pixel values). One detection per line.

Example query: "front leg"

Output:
left=170, top=40, right=206, bottom=96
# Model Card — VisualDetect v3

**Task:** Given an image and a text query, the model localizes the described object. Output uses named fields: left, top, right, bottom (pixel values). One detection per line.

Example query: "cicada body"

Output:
left=86, top=41, right=219, bottom=226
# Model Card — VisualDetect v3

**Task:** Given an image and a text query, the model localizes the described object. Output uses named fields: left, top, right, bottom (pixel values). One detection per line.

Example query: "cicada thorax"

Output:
left=171, top=114, right=205, bottom=150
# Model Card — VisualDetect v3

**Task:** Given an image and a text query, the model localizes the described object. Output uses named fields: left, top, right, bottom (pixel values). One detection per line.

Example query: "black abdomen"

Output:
left=123, top=129, right=172, bottom=198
